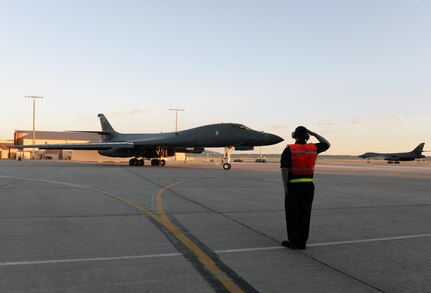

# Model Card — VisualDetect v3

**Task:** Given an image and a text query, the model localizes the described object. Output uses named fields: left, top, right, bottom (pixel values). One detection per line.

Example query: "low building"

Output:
left=0, top=140, right=14, bottom=159
left=13, top=130, right=100, bottom=160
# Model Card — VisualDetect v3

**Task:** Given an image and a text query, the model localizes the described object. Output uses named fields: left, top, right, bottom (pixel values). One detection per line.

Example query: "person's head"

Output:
left=291, top=126, right=310, bottom=142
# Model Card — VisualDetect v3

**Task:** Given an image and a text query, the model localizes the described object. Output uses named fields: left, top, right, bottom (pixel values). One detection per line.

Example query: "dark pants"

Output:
left=285, top=182, right=315, bottom=245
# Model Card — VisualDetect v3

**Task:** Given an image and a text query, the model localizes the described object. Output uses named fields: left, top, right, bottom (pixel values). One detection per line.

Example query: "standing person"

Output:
left=280, top=126, right=330, bottom=249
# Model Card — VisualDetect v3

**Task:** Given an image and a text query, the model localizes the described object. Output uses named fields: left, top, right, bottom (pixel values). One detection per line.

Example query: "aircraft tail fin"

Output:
left=98, top=114, right=118, bottom=140
left=413, top=143, right=425, bottom=154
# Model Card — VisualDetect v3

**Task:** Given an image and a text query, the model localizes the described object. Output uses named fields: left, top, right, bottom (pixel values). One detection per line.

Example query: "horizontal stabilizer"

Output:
left=66, top=131, right=112, bottom=135
left=13, top=142, right=134, bottom=150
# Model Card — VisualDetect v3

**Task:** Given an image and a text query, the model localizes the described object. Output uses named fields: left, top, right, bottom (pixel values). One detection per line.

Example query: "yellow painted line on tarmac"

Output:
left=0, top=175, right=246, bottom=292
left=92, top=187, right=160, bottom=220
left=96, top=182, right=245, bottom=293
left=156, top=183, right=244, bottom=293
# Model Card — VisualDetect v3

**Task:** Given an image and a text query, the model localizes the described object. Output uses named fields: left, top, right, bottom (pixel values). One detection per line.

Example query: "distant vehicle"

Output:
left=255, top=157, right=266, bottom=163
left=358, top=143, right=426, bottom=164
left=233, top=159, right=243, bottom=162
left=14, top=113, right=283, bottom=170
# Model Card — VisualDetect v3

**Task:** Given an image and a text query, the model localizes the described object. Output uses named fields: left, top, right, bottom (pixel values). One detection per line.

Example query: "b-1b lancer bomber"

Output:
left=15, top=114, right=283, bottom=170
left=359, top=143, right=426, bottom=164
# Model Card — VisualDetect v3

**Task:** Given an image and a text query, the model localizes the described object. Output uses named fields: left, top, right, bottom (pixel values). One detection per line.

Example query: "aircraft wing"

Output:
left=384, top=155, right=399, bottom=160
left=359, top=152, right=387, bottom=159
left=13, top=142, right=134, bottom=150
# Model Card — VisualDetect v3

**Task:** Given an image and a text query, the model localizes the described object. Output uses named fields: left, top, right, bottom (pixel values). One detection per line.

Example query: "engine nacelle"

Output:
left=176, top=147, right=205, bottom=154
left=98, top=148, right=134, bottom=158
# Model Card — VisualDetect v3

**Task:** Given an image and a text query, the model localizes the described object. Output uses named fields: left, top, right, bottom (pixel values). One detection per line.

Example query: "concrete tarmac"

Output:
left=0, top=159, right=430, bottom=292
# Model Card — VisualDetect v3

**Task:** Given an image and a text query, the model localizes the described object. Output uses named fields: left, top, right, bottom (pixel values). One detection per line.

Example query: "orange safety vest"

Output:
left=289, top=144, right=317, bottom=178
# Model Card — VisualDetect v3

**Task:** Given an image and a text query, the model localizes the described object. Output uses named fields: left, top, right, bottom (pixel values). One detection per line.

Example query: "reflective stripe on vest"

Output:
left=289, top=143, right=317, bottom=175
left=289, top=178, right=314, bottom=183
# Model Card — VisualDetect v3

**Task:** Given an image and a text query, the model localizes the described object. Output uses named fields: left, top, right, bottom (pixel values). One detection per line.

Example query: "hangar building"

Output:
left=13, top=130, right=100, bottom=160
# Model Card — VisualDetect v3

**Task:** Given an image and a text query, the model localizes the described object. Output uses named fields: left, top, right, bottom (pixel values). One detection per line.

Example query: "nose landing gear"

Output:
left=222, top=146, right=234, bottom=170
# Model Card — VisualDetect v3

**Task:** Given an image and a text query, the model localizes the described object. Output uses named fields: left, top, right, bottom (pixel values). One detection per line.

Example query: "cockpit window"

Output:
left=231, top=124, right=250, bottom=130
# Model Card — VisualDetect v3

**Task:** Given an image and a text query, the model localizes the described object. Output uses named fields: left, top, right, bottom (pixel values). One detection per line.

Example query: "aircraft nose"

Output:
left=265, top=133, right=284, bottom=145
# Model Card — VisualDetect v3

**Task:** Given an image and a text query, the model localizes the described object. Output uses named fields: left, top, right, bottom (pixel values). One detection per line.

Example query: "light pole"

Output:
left=169, top=108, right=185, bottom=132
left=25, top=95, right=43, bottom=159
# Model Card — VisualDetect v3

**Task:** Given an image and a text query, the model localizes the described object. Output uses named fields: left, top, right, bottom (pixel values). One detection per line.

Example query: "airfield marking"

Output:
left=0, top=252, right=182, bottom=266
left=0, top=175, right=255, bottom=293
left=96, top=182, right=254, bottom=293
left=307, top=233, right=431, bottom=247
left=2, top=174, right=431, bottom=291
left=3, top=233, right=431, bottom=267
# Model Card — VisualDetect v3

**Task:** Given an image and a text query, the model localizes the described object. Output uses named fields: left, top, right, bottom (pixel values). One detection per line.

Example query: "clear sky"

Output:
left=1, top=0, right=430, bottom=155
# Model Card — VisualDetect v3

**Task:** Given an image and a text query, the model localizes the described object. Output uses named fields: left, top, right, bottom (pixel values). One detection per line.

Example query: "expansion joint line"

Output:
left=297, top=251, right=386, bottom=292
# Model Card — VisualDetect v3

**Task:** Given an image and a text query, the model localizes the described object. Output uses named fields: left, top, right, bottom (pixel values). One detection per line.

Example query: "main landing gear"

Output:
left=129, top=158, right=167, bottom=167
left=222, top=146, right=234, bottom=170
left=129, top=158, right=144, bottom=166
left=151, top=159, right=166, bottom=166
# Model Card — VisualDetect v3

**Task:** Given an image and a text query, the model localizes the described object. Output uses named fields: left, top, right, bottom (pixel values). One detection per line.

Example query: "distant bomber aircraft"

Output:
left=358, top=143, right=426, bottom=164
left=15, top=114, right=283, bottom=170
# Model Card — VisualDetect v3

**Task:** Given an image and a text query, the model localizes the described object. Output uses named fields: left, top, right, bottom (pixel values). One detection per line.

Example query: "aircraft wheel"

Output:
left=223, top=163, right=231, bottom=170
left=151, top=159, right=158, bottom=166
left=138, top=159, right=144, bottom=166
left=160, top=159, right=166, bottom=167
left=129, top=159, right=134, bottom=166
